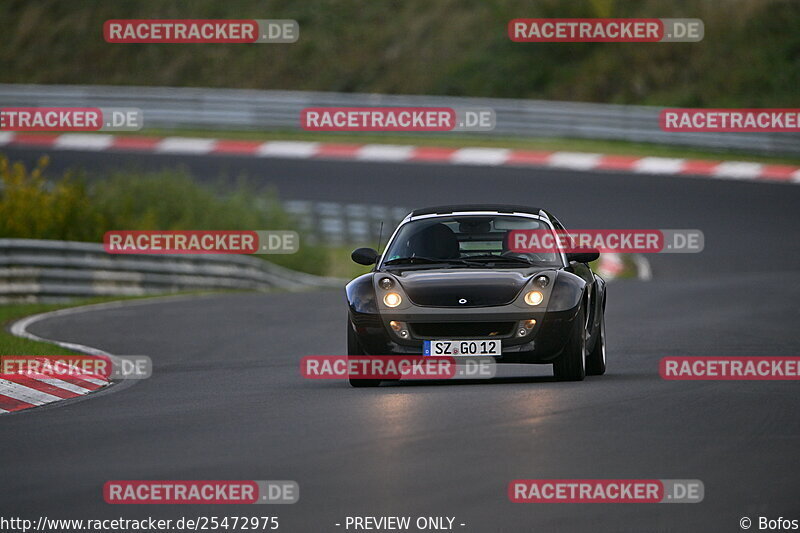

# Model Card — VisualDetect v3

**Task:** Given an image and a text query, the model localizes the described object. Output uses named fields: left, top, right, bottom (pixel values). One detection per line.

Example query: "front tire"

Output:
left=553, top=307, right=586, bottom=381
left=347, top=320, right=381, bottom=388
left=586, top=310, right=606, bottom=376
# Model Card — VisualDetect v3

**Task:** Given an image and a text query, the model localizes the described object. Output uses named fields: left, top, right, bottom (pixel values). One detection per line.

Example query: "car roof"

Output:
left=410, top=204, right=543, bottom=217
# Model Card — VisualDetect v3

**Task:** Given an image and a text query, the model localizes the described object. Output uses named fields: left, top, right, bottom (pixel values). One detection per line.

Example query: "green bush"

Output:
left=0, top=155, right=102, bottom=241
left=0, top=155, right=329, bottom=275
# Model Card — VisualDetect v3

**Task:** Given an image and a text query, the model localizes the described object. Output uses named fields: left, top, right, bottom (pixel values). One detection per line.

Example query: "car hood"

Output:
left=395, top=268, right=539, bottom=307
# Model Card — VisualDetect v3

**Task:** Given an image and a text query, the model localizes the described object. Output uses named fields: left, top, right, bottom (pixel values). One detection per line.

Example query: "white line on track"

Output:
left=156, top=137, right=216, bottom=154
left=712, top=161, right=764, bottom=179
left=634, top=157, right=685, bottom=174
left=356, top=144, right=415, bottom=161
left=54, top=133, right=115, bottom=151
left=451, top=147, right=511, bottom=165
left=549, top=151, right=603, bottom=170
left=257, top=141, right=319, bottom=158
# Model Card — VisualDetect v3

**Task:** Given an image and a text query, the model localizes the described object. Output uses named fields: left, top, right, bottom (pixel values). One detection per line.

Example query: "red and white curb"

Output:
left=2, top=303, right=123, bottom=415
left=0, top=358, right=109, bottom=414
left=596, top=253, right=625, bottom=279
left=595, top=252, right=651, bottom=281
left=1, top=132, right=798, bottom=184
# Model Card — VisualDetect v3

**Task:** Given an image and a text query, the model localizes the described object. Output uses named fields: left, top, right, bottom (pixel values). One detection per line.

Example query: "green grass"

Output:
left=134, top=128, right=800, bottom=166
left=0, top=302, right=82, bottom=356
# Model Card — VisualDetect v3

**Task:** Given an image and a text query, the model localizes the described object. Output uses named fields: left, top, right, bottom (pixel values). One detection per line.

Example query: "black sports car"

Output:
left=345, top=205, right=606, bottom=387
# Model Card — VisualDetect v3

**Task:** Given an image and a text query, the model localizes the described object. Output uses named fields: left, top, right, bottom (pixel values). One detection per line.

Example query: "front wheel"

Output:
left=347, top=320, right=381, bottom=388
left=553, top=307, right=586, bottom=381
left=586, top=310, right=606, bottom=376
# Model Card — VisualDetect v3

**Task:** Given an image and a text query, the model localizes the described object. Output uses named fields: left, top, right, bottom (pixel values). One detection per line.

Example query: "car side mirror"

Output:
left=351, top=247, right=379, bottom=265
left=567, top=248, right=600, bottom=263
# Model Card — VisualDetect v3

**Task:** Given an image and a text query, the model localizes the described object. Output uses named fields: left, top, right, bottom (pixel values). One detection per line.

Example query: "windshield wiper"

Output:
left=461, top=254, right=533, bottom=265
left=383, top=256, right=469, bottom=266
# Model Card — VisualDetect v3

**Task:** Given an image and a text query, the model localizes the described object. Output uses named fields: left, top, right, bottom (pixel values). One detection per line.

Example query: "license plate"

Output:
left=424, top=340, right=502, bottom=356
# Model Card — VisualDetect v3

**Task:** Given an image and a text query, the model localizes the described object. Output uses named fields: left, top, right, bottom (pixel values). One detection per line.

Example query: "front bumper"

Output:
left=350, top=305, right=580, bottom=364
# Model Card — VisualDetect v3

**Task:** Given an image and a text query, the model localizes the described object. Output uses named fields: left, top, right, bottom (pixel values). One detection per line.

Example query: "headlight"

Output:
left=384, top=292, right=402, bottom=307
left=524, top=290, right=544, bottom=306
left=379, top=277, right=394, bottom=290
left=534, top=275, right=549, bottom=288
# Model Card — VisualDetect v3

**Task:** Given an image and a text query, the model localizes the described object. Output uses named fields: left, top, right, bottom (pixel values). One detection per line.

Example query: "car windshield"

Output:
left=381, top=214, right=563, bottom=268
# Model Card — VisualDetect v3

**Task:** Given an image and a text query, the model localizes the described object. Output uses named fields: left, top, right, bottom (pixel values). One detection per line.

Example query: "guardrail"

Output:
left=1, top=84, right=797, bottom=155
left=285, top=201, right=408, bottom=245
left=0, top=239, right=343, bottom=303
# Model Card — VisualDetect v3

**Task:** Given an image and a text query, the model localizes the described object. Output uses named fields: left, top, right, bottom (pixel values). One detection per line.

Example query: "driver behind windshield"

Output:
left=405, top=223, right=461, bottom=259
left=383, top=215, right=561, bottom=266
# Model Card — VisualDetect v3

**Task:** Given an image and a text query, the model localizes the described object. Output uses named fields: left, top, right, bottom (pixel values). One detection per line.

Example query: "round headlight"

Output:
left=524, top=290, right=544, bottom=306
left=534, top=275, right=549, bottom=288
left=384, top=292, right=402, bottom=308
left=379, top=277, right=394, bottom=290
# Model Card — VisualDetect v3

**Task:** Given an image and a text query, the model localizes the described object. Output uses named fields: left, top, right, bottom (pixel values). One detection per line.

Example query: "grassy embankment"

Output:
left=3, top=0, right=798, bottom=108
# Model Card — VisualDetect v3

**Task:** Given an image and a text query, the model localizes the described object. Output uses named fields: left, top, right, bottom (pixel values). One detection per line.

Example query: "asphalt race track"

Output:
left=2, top=147, right=800, bottom=532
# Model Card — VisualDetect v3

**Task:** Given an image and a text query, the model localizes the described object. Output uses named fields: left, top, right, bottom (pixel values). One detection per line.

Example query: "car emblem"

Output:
left=459, top=298, right=467, bottom=304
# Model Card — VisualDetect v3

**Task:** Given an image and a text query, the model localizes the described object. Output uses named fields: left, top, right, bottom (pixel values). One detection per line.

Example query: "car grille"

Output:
left=408, top=321, right=515, bottom=339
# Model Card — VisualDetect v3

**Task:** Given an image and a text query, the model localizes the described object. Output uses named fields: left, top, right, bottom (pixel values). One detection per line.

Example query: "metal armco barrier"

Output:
left=0, top=84, right=797, bottom=155
left=285, top=201, right=409, bottom=245
left=0, top=239, right=343, bottom=303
